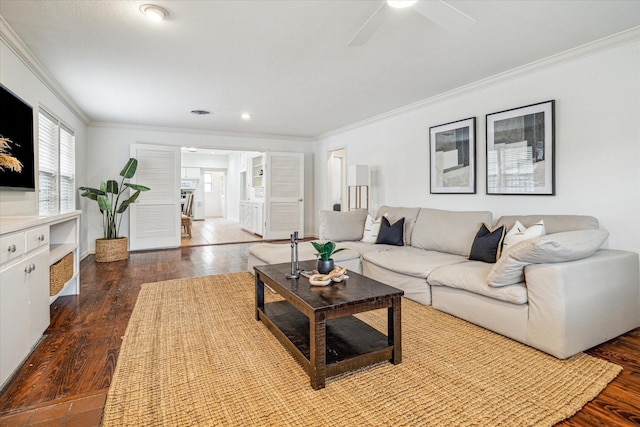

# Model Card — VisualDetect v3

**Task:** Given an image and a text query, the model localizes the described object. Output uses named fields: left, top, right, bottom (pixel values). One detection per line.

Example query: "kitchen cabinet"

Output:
left=181, top=167, right=201, bottom=179
left=239, top=201, right=263, bottom=236
left=0, top=211, right=80, bottom=388
left=240, top=201, right=252, bottom=231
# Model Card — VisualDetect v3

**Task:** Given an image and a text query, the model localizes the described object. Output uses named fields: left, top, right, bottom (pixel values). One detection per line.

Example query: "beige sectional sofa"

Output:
left=248, top=206, right=640, bottom=359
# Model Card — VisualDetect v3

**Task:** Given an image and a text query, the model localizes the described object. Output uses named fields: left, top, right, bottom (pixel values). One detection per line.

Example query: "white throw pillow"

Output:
left=361, top=214, right=382, bottom=243
left=502, top=220, right=546, bottom=252
left=487, top=229, right=609, bottom=287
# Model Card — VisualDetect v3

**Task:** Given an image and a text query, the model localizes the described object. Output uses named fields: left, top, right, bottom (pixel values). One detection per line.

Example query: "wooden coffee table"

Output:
left=254, top=261, right=403, bottom=390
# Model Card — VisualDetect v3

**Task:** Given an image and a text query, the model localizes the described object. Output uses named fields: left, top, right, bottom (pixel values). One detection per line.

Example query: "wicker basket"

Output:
left=95, top=237, right=129, bottom=262
left=50, top=252, right=74, bottom=296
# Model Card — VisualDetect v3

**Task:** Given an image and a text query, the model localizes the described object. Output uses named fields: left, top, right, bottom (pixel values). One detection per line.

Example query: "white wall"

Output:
left=315, top=40, right=640, bottom=254
left=181, top=151, right=249, bottom=222
left=85, top=124, right=315, bottom=251
left=0, top=38, right=89, bottom=256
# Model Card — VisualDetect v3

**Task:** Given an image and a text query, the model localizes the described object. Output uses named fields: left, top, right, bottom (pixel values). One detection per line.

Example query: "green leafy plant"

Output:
left=79, top=158, right=150, bottom=239
left=311, top=241, right=346, bottom=261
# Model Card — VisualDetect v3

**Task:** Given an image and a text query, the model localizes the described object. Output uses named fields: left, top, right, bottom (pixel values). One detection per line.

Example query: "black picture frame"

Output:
left=486, top=100, right=555, bottom=195
left=429, top=117, right=476, bottom=194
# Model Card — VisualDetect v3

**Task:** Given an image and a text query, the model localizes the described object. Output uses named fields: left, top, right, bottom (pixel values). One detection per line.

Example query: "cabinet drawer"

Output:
left=0, top=231, right=25, bottom=264
left=25, top=226, right=49, bottom=253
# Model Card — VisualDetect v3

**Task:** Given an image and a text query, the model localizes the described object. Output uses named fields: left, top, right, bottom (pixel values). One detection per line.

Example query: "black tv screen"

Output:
left=0, top=84, right=36, bottom=191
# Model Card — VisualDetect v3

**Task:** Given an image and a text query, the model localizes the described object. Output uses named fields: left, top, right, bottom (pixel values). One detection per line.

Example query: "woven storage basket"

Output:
left=50, top=252, right=74, bottom=296
left=95, top=237, right=128, bottom=262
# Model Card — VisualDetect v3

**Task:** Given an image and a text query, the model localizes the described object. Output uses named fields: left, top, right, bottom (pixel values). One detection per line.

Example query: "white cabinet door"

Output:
left=129, top=144, right=181, bottom=251
left=28, top=248, right=49, bottom=347
left=263, top=152, right=304, bottom=240
left=185, top=167, right=200, bottom=178
left=1, top=256, right=32, bottom=387
left=252, top=202, right=264, bottom=236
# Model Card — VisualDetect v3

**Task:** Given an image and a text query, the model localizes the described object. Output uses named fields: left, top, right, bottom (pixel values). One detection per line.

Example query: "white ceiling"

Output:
left=1, top=1, right=639, bottom=139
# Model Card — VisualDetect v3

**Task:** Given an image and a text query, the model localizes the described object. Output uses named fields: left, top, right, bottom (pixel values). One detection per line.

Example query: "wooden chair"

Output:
left=181, top=194, right=193, bottom=238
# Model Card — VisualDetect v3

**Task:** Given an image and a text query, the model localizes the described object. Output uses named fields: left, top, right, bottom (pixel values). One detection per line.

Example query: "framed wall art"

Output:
left=486, top=100, right=555, bottom=195
left=429, top=117, right=476, bottom=194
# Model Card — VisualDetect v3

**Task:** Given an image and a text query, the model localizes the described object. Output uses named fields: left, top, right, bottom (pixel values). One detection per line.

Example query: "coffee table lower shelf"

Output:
left=258, top=300, right=393, bottom=384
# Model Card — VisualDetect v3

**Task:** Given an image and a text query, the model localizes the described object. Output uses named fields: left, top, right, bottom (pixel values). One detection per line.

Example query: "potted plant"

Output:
left=79, top=158, right=150, bottom=262
left=311, top=241, right=346, bottom=274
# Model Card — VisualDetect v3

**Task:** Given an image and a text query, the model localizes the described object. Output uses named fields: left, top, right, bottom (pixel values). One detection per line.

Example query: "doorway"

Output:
left=203, top=169, right=226, bottom=218
left=328, top=148, right=346, bottom=211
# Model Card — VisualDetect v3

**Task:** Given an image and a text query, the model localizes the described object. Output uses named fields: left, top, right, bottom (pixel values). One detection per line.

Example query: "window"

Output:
left=204, top=172, right=213, bottom=193
left=38, top=109, right=75, bottom=212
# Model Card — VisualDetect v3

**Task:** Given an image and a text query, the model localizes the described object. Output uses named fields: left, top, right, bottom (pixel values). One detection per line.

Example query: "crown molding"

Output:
left=318, top=26, right=640, bottom=140
left=0, top=16, right=90, bottom=125
left=89, top=121, right=315, bottom=143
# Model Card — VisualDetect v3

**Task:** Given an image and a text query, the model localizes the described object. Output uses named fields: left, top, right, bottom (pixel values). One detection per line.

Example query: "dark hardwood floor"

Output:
left=0, top=243, right=639, bottom=426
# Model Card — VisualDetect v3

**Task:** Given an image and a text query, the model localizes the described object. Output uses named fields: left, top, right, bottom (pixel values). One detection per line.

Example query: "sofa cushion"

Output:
left=495, top=215, right=598, bottom=234
left=375, top=206, right=421, bottom=246
left=363, top=246, right=467, bottom=279
left=319, top=209, right=368, bottom=242
left=469, top=224, right=506, bottom=263
left=411, top=208, right=493, bottom=257
left=487, top=229, right=610, bottom=287
left=502, top=220, right=545, bottom=252
left=428, top=262, right=528, bottom=305
left=361, top=214, right=382, bottom=243
left=376, top=216, right=404, bottom=246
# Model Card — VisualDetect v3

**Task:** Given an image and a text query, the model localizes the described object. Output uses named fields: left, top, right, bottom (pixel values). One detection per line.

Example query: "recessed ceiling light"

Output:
left=387, top=0, right=417, bottom=8
left=188, top=147, right=197, bottom=152
left=190, top=109, right=211, bottom=115
left=140, top=4, right=169, bottom=22
left=241, top=113, right=252, bottom=120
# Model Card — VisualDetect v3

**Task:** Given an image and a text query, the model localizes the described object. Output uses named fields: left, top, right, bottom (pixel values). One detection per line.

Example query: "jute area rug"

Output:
left=102, top=272, right=621, bottom=426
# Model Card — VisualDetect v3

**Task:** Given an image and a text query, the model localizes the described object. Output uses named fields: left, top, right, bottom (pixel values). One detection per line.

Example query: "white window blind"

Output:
left=38, top=109, right=75, bottom=212
left=59, top=125, right=75, bottom=211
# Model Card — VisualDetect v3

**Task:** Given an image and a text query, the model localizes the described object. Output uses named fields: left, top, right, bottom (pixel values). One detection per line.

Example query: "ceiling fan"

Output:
left=348, top=0, right=476, bottom=47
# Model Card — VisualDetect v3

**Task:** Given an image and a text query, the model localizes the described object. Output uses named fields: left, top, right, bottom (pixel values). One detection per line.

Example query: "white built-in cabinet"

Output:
left=240, top=201, right=264, bottom=236
left=239, top=152, right=304, bottom=240
left=251, top=156, right=265, bottom=188
left=0, top=211, right=80, bottom=388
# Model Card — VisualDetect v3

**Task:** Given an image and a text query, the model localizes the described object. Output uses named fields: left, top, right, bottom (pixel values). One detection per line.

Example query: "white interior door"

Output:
left=204, top=170, right=225, bottom=217
left=129, top=143, right=181, bottom=250
left=263, top=152, right=304, bottom=240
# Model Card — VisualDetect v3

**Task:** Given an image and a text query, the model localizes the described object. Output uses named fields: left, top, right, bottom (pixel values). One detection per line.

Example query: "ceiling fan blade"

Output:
left=413, top=0, right=475, bottom=33
left=348, top=2, right=392, bottom=47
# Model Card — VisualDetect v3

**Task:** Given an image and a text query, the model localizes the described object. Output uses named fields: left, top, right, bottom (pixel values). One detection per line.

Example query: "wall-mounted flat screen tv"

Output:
left=0, top=84, right=36, bottom=191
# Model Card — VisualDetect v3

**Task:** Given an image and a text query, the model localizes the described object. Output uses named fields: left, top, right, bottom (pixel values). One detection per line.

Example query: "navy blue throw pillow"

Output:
left=468, top=224, right=506, bottom=263
left=376, top=216, right=404, bottom=246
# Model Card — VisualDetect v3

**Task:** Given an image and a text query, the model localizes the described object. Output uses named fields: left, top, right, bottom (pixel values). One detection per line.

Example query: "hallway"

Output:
left=181, top=217, right=263, bottom=247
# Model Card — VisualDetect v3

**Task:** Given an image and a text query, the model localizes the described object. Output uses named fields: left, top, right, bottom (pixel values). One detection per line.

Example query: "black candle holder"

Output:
left=285, top=231, right=301, bottom=279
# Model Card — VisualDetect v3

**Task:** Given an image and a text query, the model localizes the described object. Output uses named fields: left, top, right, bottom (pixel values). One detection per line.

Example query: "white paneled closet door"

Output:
left=263, top=152, right=304, bottom=240
left=129, top=143, right=181, bottom=251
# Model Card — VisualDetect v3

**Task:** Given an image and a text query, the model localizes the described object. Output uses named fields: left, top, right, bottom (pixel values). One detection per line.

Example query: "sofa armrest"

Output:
left=524, top=249, right=640, bottom=359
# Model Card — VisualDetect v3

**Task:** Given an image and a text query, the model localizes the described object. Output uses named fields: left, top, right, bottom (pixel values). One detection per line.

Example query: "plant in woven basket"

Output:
left=79, top=158, right=150, bottom=239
